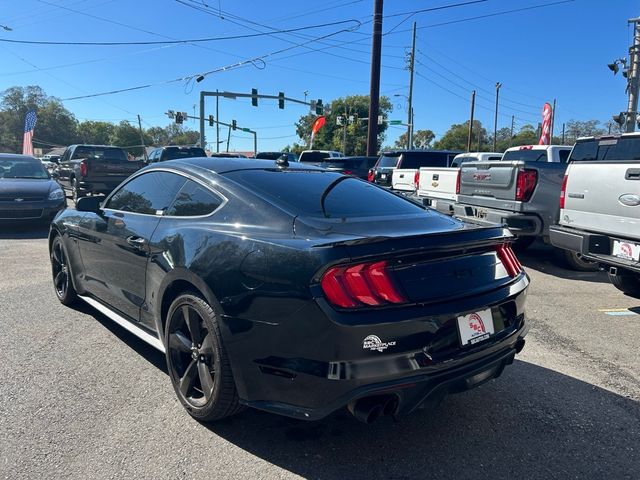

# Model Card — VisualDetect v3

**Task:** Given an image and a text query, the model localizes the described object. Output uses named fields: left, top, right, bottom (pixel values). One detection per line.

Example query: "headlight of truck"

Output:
left=48, top=188, right=65, bottom=201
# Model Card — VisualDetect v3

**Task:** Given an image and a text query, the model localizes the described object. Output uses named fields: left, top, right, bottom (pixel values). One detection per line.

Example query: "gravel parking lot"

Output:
left=1, top=224, right=639, bottom=480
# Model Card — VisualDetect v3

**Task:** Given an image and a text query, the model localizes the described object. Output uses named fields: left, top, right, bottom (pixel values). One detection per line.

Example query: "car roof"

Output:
left=504, top=145, right=571, bottom=151
left=0, top=153, right=38, bottom=160
left=381, top=149, right=462, bottom=155
left=576, top=132, right=640, bottom=141
left=162, top=156, right=323, bottom=174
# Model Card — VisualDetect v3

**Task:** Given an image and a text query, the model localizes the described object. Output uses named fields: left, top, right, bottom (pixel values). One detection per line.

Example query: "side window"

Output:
left=106, top=171, right=186, bottom=214
left=558, top=149, right=570, bottom=163
left=60, top=148, right=71, bottom=162
left=166, top=180, right=223, bottom=217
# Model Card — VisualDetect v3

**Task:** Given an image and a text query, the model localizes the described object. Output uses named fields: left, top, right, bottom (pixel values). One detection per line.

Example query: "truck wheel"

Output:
left=556, top=248, right=599, bottom=272
left=608, top=270, right=640, bottom=298
left=512, top=236, right=535, bottom=251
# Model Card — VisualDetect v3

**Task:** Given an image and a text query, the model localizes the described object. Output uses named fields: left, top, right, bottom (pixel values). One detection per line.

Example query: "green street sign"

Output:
left=390, top=120, right=402, bottom=125
left=242, top=127, right=251, bottom=132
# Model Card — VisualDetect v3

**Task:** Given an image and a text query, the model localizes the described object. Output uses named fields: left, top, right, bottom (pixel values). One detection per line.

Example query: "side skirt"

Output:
left=78, top=295, right=166, bottom=353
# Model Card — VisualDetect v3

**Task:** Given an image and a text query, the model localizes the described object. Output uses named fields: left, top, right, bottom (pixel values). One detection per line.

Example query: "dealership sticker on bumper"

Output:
left=612, top=240, right=640, bottom=261
left=457, top=309, right=495, bottom=346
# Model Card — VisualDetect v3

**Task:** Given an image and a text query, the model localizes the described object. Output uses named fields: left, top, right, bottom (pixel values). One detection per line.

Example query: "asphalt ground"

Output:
left=0, top=224, right=639, bottom=480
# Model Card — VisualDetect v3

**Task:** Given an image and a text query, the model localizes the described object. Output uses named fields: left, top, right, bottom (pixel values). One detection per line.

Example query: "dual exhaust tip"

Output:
left=348, top=395, right=399, bottom=424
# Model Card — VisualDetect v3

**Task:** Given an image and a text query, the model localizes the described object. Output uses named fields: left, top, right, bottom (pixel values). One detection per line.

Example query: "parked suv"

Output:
left=148, top=146, right=206, bottom=162
left=370, top=150, right=461, bottom=189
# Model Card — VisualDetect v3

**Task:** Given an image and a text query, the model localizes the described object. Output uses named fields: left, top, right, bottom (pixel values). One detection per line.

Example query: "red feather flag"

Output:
left=310, top=116, right=326, bottom=148
left=538, top=103, right=552, bottom=145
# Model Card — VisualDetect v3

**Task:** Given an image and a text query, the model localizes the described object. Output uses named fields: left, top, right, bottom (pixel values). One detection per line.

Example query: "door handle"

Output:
left=399, top=174, right=404, bottom=178
left=626, top=168, right=640, bottom=180
left=126, top=236, right=146, bottom=249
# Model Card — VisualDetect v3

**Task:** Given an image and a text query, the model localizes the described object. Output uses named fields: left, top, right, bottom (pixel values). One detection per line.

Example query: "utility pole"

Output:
left=562, top=123, right=566, bottom=143
left=342, top=113, right=348, bottom=154
left=216, top=89, right=220, bottom=153
left=467, top=90, right=475, bottom=152
left=406, top=21, right=417, bottom=150
left=137, top=115, right=147, bottom=161
left=199, top=91, right=205, bottom=148
left=509, top=115, right=515, bottom=148
left=366, top=0, right=384, bottom=156
left=551, top=98, right=557, bottom=142
left=493, top=82, right=501, bottom=152
left=626, top=17, right=640, bottom=132
left=226, top=125, right=231, bottom=152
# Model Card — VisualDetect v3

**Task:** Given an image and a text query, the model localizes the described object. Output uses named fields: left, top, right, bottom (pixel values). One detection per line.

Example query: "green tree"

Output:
left=394, top=129, right=435, bottom=149
left=434, top=120, right=487, bottom=151
left=77, top=121, right=115, bottom=145
left=0, top=85, right=78, bottom=153
left=110, top=121, right=150, bottom=156
left=293, top=95, right=393, bottom=155
left=146, top=124, right=199, bottom=146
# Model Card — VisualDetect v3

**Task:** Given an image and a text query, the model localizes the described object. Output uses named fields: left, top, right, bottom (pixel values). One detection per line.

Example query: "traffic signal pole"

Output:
left=366, top=0, right=384, bottom=157
left=407, top=22, right=416, bottom=150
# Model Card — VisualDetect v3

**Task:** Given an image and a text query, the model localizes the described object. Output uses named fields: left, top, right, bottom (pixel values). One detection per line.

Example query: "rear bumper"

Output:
left=223, top=275, right=529, bottom=421
left=77, top=179, right=126, bottom=194
left=550, top=225, right=640, bottom=273
left=447, top=202, right=543, bottom=236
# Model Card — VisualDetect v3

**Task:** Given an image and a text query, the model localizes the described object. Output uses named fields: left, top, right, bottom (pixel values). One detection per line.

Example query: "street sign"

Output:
left=336, top=116, right=343, bottom=126
left=241, top=127, right=251, bottom=132
left=390, top=120, right=402, bottom=125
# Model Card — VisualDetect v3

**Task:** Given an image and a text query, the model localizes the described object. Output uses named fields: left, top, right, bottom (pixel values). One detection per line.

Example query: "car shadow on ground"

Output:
left=516, top=240, right=610, bottom=284
left=0, top=223, right=49, bottom=239
left=75, top=308, right=639, bottom=479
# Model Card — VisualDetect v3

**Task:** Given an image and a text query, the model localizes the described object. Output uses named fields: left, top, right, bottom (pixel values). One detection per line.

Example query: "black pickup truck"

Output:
left=56, top=145, right=145, bottom=201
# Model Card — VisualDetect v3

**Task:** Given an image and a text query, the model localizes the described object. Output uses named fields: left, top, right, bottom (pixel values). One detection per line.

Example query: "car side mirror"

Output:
left=76, top=196, right=105, bottom=213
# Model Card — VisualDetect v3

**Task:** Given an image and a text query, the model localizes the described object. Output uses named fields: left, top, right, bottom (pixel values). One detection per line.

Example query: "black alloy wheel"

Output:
left=51, top=236, right=77, bottom=305
left=165, top=293, right=242, bottom=421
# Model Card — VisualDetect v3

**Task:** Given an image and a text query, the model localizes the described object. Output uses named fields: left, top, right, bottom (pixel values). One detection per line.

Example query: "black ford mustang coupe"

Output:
left=49, top=158, right=528, bottom=424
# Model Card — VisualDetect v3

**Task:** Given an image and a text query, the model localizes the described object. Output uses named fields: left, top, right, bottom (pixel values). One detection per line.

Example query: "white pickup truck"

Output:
left=389, top=150, right=460, bottom=192
left=418, top=152, right=503, bottom=212
left=550, top=133, right=640, bottom=297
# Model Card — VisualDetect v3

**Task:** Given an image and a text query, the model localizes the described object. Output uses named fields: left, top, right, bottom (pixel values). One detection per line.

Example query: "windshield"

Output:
left=225, top=169, right=424, bottom=218
left=321, top=158, right=365, bottom=169
left=503, top=149, right=548, bottom=162
left=163, top=147, right=206, bottom=160
left=299, top=152, right=331, bottom=164
left=72, top=146, right=128, bottom=162
left=0, top=157, right=49, bottom=179
left=256, top=152, right=283, bottom=160
left=570, top=137, right=640, bottom=161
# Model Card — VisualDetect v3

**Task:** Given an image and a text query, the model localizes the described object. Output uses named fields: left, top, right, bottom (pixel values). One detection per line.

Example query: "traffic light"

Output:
left=208, top=115, right=214, bottom=127
left=175, top=112, right=184, bottom=124
left=251, top=88, right=258, bottom=107
left=232, top=119, right=237, bottom=130
left=316, top=99, right=323, bottom=115
left=278, top=92, right=285, bottom=109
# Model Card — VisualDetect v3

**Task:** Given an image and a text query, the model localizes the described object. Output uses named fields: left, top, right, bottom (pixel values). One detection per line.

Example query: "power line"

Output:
left=0, top=18, right=360, bottom=46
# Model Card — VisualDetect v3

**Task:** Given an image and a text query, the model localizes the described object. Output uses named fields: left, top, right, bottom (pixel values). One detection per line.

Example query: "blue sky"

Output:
left=0, top=0, right=637, bottom=152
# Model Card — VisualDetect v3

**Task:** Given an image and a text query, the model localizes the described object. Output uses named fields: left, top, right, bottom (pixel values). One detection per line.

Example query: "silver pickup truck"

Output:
left=550, top=134, right=640, bottom=297
left=436, top=145, right=594, bottom=270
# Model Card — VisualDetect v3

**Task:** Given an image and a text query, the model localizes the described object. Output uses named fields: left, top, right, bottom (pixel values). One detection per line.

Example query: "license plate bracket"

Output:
left=612, top=240, right=640, bottom=261
left=457, top=309, right=495, bottom=346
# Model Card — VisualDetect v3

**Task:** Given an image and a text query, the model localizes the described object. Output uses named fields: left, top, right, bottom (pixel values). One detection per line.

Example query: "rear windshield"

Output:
left=401, top=152, right=451, bottom=169
left=255, top=152, right=282, bottom=160
left=377, top=155, right=400, bottom=168
left=299, top=152, right=330, bottom=164
left=225, top=170, right=424, bottom=218
left=570, top=137, right=640, bottom=161
left=502, top=149, right=548, bottom=162
left=162, top=147, right=206, bottom=160
left=321, top=158, right=365, bottom=169
left=72, top=146, right=128, bottom=162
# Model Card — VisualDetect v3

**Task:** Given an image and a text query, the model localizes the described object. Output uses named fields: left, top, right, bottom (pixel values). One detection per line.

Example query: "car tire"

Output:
left=608, top=270, right=640, bottom=298
left=164, top=293, right=243, bottom=422
left=556, top=248, right=599, bottom=272
left=71, top=178, right=83, bottom=203
left=50, top=235, right=78, bottom=306
left=512, top=236, right=535, bottom=251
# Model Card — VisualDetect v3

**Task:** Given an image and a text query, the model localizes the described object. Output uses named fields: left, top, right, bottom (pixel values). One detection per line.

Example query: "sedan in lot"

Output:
left=49, top=158, right=528, bottom=424
left=0, top=153, right=66, bottom=223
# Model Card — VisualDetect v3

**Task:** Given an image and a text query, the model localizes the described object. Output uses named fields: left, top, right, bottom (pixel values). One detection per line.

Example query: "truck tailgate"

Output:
left=457, top=160, right=521, bottom=210
left=417, top=167, right=459, bottom=201
left=392, top=168, right=417, bottom=192
left=88, top=158, right=143, bottom=179
left=562, top=162, right=640, bottom=239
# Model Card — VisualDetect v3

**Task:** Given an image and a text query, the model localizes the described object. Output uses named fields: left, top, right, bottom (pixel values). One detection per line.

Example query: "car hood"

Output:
left=0, top=178, right=57, bottom=197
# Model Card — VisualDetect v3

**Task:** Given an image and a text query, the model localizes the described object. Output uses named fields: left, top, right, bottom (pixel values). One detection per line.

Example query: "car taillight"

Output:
left=320, top=260, right=407, bottom=308
left=79, top=160, right=87, bottom=177
left=367, top=170, right=374, bottom=182
left=496, top=244, right=523, bottom=277
left=455, top=169, right=461, bottom=194
left=413, top=171, right=420, bottom=190
left=343, top=170, right=353, bottom=175
left=515, top=169, right=537, bottom=202
left=559, top=174, right=568, bottom=209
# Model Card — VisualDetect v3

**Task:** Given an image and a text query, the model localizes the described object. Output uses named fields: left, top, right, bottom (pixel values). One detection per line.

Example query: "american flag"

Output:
left=22, top=110, right=37, bottom=155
